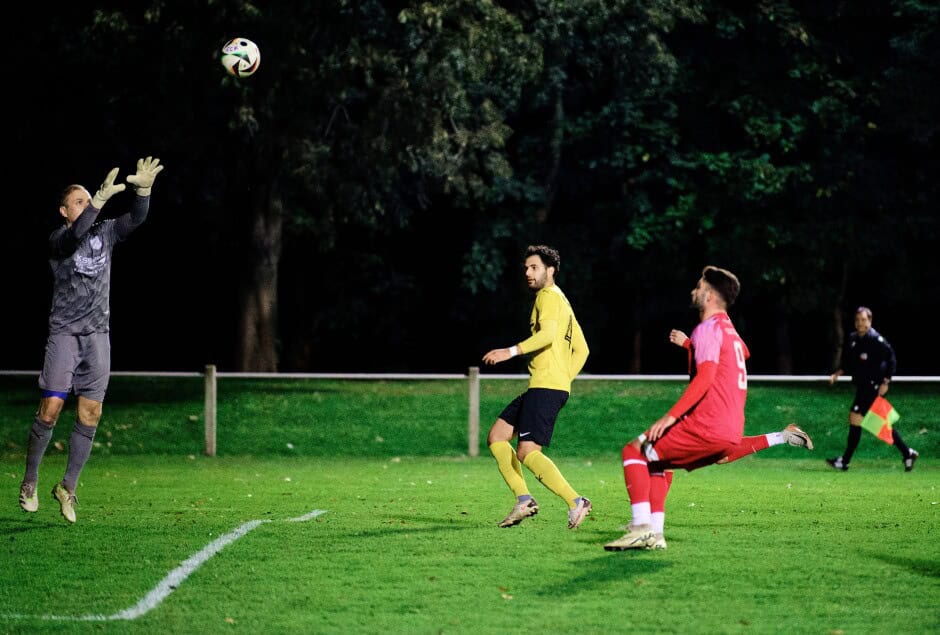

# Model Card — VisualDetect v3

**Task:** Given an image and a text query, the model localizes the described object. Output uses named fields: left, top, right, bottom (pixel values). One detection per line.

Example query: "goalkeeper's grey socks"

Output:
left=63, top=420, right=97, bottom=493
left=24, top=418, right=54, bottom=483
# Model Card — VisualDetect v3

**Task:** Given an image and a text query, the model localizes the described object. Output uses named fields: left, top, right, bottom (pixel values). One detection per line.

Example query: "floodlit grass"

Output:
left=1, top=456, right=937, bottom=634
left=1, top=376, right=936, bottom=460
left=0, top=376, right=937, bottom=633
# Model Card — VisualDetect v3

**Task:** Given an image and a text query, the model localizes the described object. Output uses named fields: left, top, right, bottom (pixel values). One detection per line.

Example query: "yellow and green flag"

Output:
left=861, top=396, right=899, bottom=444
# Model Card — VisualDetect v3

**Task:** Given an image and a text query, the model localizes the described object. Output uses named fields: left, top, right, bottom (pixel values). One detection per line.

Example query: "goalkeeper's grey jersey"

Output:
left=47, top=196, right=149, bottom=335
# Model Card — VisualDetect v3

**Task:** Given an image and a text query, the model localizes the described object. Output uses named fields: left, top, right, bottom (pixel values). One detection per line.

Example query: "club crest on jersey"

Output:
left=90, top=236, right=102, bottom=251
left=75, top=253, right=107, bottom=276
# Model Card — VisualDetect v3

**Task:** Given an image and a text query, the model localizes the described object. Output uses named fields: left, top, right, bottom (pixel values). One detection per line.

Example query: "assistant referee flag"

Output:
left=861, top=396, right=899, bottom=444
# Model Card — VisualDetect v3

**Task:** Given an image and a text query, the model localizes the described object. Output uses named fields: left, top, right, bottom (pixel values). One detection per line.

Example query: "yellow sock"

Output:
left=523, top=450, right=578, bottom=508
left=489, top=441, right=529, bottom=497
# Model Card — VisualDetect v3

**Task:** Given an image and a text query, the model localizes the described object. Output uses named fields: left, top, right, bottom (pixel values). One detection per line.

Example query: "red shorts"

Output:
left=644, top=416, right=739, bottom=471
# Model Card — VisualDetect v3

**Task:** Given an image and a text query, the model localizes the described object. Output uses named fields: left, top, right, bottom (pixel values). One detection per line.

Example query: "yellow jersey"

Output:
left=517, top=285, right=589, bottom=392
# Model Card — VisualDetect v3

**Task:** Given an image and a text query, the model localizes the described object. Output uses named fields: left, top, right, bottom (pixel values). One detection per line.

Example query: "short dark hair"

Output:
left=702, top=266, right=740, bottom=307
left=60, top=184, right=86, bottom=207
left=525, top=245, right=560, bottom=272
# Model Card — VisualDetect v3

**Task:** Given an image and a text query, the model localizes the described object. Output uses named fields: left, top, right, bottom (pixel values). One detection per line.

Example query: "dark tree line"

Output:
left=8, top=1, right=938, bottom=374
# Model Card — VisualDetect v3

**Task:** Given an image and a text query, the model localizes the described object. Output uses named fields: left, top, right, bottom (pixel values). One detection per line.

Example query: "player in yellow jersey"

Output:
left=482, top=245, right=592, bottom=529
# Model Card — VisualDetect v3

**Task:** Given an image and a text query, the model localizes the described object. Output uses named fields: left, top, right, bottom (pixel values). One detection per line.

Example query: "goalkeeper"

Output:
left=18, top=157, right=164, bottom=523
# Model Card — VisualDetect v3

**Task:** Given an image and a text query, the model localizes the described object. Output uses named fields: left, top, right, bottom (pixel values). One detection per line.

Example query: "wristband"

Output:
left=509, top=346, right=519, bottom=357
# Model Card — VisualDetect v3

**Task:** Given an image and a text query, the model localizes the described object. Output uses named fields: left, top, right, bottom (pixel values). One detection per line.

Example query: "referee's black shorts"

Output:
left=498, top=388, right=569, bottom=447
left=850, top=382, right=880, bottom=415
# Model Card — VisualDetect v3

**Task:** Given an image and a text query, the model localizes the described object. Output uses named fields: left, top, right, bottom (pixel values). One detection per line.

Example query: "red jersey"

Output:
left=670, top=312, right=749, bottom=443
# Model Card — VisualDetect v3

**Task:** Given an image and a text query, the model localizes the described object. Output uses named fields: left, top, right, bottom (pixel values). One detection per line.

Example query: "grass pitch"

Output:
left=0, top=376, right=937, bottom=633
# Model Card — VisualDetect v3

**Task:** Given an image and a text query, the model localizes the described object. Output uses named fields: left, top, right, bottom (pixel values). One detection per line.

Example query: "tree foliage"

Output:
left=9, top=0, right=937, bottom=373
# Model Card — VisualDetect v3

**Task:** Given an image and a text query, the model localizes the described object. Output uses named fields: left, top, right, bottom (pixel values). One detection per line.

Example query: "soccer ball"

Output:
left=220, top=37, right=261, bottom=78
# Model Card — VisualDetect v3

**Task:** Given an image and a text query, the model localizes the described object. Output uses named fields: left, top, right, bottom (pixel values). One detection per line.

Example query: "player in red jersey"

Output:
left=667, top=327, right=811, bottom=468
left=604, top=266, right=812, bottom=551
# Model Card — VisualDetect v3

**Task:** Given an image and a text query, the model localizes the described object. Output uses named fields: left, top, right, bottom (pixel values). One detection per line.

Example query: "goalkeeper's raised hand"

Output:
left=126, top=156, right=165, bottom=197
left=91, top=167, right=126, bottom=210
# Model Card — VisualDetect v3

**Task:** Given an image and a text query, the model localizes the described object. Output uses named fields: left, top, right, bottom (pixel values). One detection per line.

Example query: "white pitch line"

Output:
left=3, top=509, right=327, bottom=622
left=287, top=509, right=328, bottom=523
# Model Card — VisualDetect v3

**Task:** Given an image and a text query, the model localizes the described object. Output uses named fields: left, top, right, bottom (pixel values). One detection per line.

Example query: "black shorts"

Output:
left=498, top=388, right=569, bottom=447
left=850, top=382, right=880, bottom=415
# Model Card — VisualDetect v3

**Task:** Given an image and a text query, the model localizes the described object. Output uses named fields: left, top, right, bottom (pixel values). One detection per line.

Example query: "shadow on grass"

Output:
left=329, top=521, right=474, bottom=542
left=0, top=516, right=67, bottom=536
left=536, top=542, right=672, bottom=597
left=866, top=550, right=940, bottom=579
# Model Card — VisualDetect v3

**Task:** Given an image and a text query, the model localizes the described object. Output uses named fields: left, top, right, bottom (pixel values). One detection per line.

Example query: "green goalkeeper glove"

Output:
left=126, top=156, right=164, bottom=197
left=91, top=167, right=126, bottom=210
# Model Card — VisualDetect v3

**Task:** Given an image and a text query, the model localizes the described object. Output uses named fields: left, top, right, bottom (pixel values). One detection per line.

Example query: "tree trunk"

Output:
left=537, top=86, right=564, bottom=223
left=630, top=300, right=643, bottom=373
left=630, top=327, right=643, bottom=374
left=236, top=191, right=283, bottom=372
left=774, top=300, right=793, bottom=374
left=830, top=262, right=849, bottom=371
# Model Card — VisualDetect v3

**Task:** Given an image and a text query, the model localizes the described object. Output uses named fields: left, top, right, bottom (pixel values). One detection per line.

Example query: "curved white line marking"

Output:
left=3, top=509, right=327, bottom=622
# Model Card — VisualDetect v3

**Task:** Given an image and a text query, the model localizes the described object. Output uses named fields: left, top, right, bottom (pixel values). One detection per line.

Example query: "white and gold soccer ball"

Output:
left=220, top=37, right=261, bottom=78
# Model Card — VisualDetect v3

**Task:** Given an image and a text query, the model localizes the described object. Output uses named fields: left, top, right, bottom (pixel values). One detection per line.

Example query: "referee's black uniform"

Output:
left=828, top=327, right=917, bottom=470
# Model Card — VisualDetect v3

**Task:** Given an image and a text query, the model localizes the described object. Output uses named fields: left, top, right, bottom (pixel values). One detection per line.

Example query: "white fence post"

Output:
left=204, top=364, right=217, bottom=457
left=468, top=366, right=480, bottom=457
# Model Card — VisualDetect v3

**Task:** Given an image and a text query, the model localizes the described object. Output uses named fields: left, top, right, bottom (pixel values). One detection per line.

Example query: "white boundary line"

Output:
left=2, top=509, right=327, bottom=622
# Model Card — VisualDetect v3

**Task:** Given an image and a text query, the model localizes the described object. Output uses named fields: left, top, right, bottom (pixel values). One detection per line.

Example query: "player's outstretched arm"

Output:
left=126, top=156, right=164, bottom=197
left=91, top=167, right=126, bottom=210
left=115, top=156, right=163, bottom=239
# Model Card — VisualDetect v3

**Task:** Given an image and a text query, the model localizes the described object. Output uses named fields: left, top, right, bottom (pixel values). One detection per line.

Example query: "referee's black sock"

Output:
left=842, top=425, right=862, bottom=464
left=891, top=429, right=912, bottom=458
